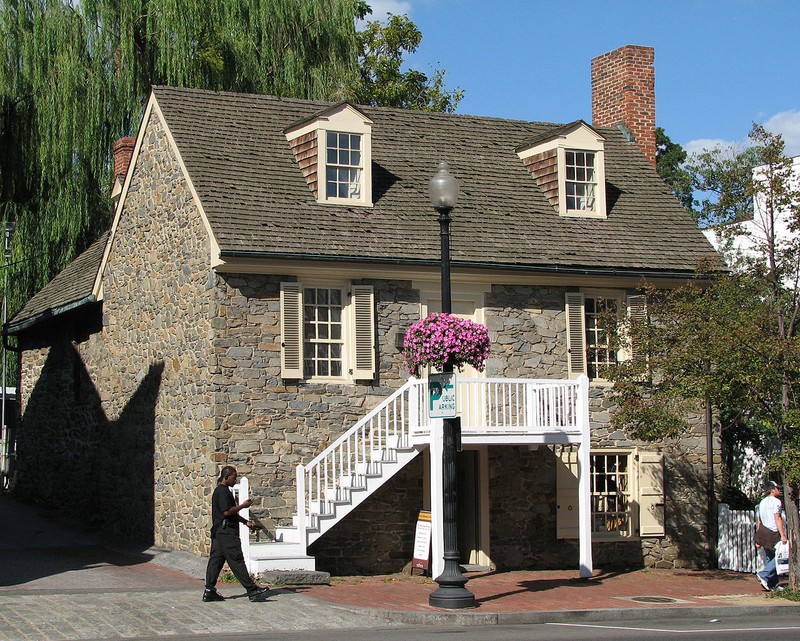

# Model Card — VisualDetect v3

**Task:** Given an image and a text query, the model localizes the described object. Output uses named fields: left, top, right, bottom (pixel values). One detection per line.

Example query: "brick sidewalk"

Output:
left=292, top=568, right=779, bottom=613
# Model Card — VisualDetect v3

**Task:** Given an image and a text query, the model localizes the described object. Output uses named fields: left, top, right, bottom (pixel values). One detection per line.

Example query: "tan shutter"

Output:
left=565, top=292, right=586, bottom=379
left=638, top=451, right=665, bottom=537
left=351, top=285, right=375, bottom=380
left=280, top=282, right=303, bottom=379
left=556, top=446, right=580, bottom=539
left=626, top=294, right=647, bottom=365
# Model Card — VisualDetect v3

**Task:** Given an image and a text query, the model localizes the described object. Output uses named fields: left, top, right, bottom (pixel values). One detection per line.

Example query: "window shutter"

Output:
left=280, top=282, right=303, bottom=379
left=638, top=451, right=665, bottom=537
left=626, top=294, right=647, bottom=364
left=351, top=285, right=375, bottom=380
left=556, top=446, right=580, bottom=539
left=565, top=293, right=586, bottom=379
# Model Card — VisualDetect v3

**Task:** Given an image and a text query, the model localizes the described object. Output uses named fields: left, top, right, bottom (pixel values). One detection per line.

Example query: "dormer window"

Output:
left=326, top=132, right=362, bottom=200
left=517, top=121, right=607, bottom=219
left=565, top=150, right=597, bottom=212
left=285, top=103, right=373, bottom=207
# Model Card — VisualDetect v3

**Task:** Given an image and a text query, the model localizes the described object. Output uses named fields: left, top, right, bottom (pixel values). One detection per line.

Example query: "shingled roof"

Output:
left=7, top=85, right=719, bottom=334
left=153, top=85, right=718, bottom=275
left=7, top=231, right=109, bottom=333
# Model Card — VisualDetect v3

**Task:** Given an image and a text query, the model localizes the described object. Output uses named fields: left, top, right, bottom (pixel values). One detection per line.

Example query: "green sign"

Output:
left=429, top=372, right=457, bottom=419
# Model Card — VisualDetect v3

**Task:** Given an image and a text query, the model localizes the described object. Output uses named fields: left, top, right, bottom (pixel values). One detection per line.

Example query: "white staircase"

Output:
left=243, top=379, right=426, bottom=572
left=238, top=375, right=591, bottom=575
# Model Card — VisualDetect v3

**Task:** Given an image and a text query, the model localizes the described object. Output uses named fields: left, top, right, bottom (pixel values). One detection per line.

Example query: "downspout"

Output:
left=706, top=397, right=717, bottom=568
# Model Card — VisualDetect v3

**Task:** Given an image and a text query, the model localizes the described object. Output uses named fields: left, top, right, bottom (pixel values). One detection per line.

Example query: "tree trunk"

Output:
left=782, top=475, right=799, bottom=590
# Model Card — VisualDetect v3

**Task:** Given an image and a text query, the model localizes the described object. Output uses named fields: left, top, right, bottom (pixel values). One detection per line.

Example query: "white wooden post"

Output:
left=234, top=476, right=253, bottom=574
left=576, top=375, right=593, bottom=578
left=296, top=465, right=307, bottom=555
left=429, top=417, right=445, bottom=579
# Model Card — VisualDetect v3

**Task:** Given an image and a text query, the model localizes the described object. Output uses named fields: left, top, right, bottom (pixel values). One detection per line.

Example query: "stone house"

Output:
left=5, top=45, right=721, bottom=576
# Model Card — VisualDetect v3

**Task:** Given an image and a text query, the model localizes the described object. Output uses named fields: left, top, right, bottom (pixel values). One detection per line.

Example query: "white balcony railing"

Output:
left=294, top=376, right=587, bottom=549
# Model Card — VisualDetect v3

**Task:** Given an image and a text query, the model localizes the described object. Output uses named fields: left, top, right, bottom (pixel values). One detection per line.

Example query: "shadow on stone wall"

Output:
left=662, top=454, right=713, bottom=568
left=309, top=456, right=424, bottom=575
left=15, top=341, right=163, bottom=545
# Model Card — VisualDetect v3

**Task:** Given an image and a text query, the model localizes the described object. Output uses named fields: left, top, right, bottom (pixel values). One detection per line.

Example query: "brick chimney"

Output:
left=113, top=137, right=136, bottom=182
left=591, top=45, right=656, bottom=167
left=111, top=136, right=136, bottom=202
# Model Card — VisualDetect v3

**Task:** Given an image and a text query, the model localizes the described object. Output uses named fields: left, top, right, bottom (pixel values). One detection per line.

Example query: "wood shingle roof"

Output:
left=7, top=85, right=719, bottom=333
left=154, top=85, right=718, bottom=274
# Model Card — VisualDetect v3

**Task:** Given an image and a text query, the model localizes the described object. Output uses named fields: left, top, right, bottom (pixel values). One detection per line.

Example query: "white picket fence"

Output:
left=718, top=503, right=759, bottom=573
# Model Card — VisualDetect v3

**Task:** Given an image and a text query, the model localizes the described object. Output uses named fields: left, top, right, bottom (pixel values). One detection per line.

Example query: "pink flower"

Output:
left=402, top=313, right=491, bottom=377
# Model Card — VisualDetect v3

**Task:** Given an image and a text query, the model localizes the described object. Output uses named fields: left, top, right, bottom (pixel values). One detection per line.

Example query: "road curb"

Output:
left=311, top=599, right=800, bottom=626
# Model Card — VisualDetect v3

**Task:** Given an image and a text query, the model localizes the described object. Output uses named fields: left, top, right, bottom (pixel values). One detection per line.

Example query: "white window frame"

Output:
left=565, top=290, right=647, bottom=382
left=565, top=150, right=597, bottom=212
left=590, top=449, right=635, bottom=540
left=324, top=131, right=363, bottom=201
left=302, top=285, right=347, bottom=379
left=583, top=290, right=623, bottom=382
left=557, top=446, right=665, bottom=541
left=280, top=281, right=375, bottom=382
left=284, top=103, right=373, bottom=207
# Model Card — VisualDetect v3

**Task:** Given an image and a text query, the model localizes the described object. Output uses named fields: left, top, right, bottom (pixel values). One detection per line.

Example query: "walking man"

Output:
left=755, top=480, right=787, bottom=592
left=203, top=466, right=269, bottom=602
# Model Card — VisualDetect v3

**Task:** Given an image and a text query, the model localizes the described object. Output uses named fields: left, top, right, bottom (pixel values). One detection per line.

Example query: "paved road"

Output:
left=23, top=614, right=800, bottom=641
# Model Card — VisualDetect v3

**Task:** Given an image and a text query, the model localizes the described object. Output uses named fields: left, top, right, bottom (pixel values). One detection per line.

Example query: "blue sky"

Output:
left=365, top=0, right=800, bottom=156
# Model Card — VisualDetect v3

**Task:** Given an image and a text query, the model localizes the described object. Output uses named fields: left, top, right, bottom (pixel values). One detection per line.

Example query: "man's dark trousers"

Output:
left=205, top=529, right=256, bottom=591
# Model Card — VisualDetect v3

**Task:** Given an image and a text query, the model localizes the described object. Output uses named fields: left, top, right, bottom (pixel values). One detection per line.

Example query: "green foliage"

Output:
left=352, top=13, right=463, bottom=112
left=656, top=127, right=693, bottom=211
left=683, top=142, right=762, bottom=227
left=1, top=0, right=466, bottom=375
left=1, top=0, right=362, bottom=330
left=608, top=125, right=800, bottom=586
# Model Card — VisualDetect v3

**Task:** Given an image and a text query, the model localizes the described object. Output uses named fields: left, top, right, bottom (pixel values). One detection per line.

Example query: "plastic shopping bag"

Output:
left=775, top=540, right=790, bottom=576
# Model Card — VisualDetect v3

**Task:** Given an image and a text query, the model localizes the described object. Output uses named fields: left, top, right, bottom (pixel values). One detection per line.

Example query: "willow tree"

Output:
left=0, top=0, right=362, bottom=330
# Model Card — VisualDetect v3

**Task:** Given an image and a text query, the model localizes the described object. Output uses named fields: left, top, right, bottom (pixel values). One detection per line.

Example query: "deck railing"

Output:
left=294, top=376, right=586, bottom=550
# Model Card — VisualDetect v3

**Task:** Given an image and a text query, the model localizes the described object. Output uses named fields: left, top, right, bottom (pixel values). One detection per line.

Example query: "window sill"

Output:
left=592, top=533, right=639, bottom=542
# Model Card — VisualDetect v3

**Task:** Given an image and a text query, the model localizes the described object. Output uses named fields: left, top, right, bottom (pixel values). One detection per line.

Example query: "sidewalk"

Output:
left=1, top=494, right=797, bottom=640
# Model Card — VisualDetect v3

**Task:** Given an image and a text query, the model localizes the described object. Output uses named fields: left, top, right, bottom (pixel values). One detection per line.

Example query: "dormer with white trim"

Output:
left=517, top=121, right=607, bottom=219
left=284, top=103, right=373, bottom=207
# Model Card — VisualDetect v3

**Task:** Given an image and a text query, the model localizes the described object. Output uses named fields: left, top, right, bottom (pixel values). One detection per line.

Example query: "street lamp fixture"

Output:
left=427, top=162, right=476, bottom=609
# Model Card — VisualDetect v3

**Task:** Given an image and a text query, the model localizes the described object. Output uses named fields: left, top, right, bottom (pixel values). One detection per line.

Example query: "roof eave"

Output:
left=4, top=294, right=97, bottom=336
left=217, top=249, right=713, bottom=281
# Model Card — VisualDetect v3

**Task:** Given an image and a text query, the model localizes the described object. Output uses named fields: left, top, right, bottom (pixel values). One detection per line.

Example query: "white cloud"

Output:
left=685, top=110, right=800, bottom=159
left=763, top=110, right=800, bottom=157
left=684, top=138, right=741, bottom=156
left=361, top=0, right=412, bottom=23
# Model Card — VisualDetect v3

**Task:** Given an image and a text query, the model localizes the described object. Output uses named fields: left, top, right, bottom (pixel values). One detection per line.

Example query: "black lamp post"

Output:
left=427, top=162, right=476, bottom=609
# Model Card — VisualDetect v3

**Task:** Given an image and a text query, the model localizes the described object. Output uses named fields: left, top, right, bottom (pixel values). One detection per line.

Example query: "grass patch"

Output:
left=768, top=587, right=800, bottom=601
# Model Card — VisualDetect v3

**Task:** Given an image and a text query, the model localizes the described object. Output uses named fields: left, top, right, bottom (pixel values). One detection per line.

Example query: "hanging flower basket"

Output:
left=402, top=313, right=491, bottom=377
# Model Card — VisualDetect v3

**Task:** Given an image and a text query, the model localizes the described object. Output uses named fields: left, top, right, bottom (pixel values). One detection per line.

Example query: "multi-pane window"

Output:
left=591, top=453, right=632, bottom=536
left=326, top=132, right=362, bottom=199
left=584, top=296, right=617, bottom=379
left=303, top=288, right=344, bottom=377
left=565, top=150, right=596, bottom=211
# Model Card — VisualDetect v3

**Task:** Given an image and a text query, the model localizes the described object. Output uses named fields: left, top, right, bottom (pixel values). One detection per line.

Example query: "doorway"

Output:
left=458, top=449, right=480, bottom=564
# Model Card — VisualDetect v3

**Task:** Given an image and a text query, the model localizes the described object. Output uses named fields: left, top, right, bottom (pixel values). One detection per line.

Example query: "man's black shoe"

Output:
left=202, top=589, right=225, bottom=602
left=248, top=587, right=270, bottom=602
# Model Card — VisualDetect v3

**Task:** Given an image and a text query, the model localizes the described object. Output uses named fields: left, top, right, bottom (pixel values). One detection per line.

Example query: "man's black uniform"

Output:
left=204, top=481, right=263, bottom=599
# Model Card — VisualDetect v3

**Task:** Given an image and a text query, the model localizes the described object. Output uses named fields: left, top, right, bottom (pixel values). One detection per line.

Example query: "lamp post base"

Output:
left=428, top=585, right=476, bottom=609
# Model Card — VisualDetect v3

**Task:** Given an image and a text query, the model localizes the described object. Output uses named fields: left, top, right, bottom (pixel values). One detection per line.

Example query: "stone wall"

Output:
left=482, top=284, right=719, bottom=570
left=15, top=112, right=218, bottom=552
left=211, top=276, right=420, bottom=533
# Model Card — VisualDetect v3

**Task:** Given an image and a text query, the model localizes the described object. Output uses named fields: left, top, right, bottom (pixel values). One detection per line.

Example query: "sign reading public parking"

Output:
left=429, top=372, right=457, bottom=419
